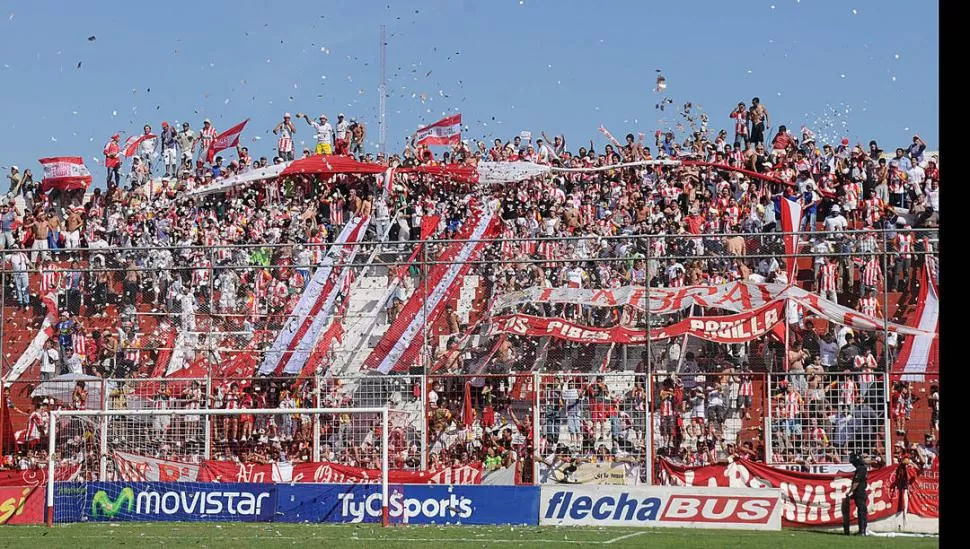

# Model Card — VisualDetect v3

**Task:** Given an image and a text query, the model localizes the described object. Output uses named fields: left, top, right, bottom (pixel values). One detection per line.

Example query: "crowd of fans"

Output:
left=0, top=96, right=940, bottom=478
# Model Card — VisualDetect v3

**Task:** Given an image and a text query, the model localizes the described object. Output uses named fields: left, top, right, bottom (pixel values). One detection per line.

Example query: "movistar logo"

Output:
left=91, top=488, right=134, bottom=518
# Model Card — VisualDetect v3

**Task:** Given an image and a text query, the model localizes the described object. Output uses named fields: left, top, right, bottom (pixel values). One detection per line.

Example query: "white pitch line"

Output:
left=603, top=531, right=647, bottom=544
left=352, top=537, right=588, bottom=545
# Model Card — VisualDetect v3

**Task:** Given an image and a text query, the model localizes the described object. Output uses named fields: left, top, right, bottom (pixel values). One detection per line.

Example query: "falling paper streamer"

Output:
left=655, top=72, right=666, bottom=92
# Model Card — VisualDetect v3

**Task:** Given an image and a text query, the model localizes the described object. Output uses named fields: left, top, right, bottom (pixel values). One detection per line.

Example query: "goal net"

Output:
left=46, top=406, right=389, bottom=525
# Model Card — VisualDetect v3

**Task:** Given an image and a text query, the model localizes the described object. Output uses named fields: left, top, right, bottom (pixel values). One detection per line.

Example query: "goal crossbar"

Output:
left=46, top=407, right=391, bottom=526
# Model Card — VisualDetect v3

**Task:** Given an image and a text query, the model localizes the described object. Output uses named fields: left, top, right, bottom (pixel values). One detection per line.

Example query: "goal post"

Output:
left=46, top=407, right=390, bottom=526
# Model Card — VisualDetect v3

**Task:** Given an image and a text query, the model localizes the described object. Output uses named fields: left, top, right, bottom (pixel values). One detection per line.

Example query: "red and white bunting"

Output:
left=364, top=202, right=498, bottom=374
left=895, top=261, right=939, bottom=379
left=413, top=114, right=461, bottom=146
left=38, top=156, right=93, bottom=192
left=258, top=215, right=370, bottom=376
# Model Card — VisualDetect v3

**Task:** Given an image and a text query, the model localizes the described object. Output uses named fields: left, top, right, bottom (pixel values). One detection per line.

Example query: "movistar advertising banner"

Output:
left=58, top=482, right=276, bottom=522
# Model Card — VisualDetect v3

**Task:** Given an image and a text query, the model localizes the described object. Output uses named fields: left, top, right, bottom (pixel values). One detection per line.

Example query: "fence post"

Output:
left=99, top=379, right=108, bottom=479
left=882, top=228, right=892, bottom=461
left=312, top=371, right=321, bottom=462
left=419, top=374, right=427, bottom=470
left=204, top=367, right=212, bottom=460
left=532, top=371, right=540, bottom=485
left=645, top=370, right=653, bottom=486
left=765, top=373, right=774, bottom=463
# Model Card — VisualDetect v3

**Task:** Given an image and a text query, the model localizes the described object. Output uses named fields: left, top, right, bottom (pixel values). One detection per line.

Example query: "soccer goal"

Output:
left=45, top=406, right=390, bottom=525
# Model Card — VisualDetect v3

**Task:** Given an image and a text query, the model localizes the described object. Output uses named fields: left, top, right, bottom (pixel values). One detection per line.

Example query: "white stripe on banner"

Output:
left=901, top=264, right=939, bottom=380
left=282, top=238, right=366, bottom=375
left=258, top=216, right=368, bottom=375
left=377, top=203, right=496, bottom=374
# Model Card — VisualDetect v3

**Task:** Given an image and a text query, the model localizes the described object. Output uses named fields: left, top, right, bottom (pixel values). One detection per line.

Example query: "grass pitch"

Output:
left=0, top=523, right=938, bottom=548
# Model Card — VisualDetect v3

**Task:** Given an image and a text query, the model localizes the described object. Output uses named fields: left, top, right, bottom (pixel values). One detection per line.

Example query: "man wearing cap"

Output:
left=176, top=122, right=197, bottom=174
left=823, top=204, right=848, bottom=233
left=199, top=118, right=218, bottom=164
left=299, top=113, right=334, bottom=155
left=273, top=113, right=296, bottom=161
left=103, top=134, right=122, bottom=187
left=160, top=121, right=178, bottom=177
left=334, top=113, right=350, bottom=155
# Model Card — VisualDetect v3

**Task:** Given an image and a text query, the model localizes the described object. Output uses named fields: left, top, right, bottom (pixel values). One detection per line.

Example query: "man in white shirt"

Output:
left=7, top=249, right=30, bottom=307
left=823, top=205, right=848, bottom=234
left=925, top=179, right=939, bottom=212
left=300, top=113, right=334, bottom=155
left=373, top=194, right=391, bottom=241
left=334, top=113, right=350, bottom=155
left=63, top=347, right=83, bottom=375
left=40, top=340, right=59, bottom=381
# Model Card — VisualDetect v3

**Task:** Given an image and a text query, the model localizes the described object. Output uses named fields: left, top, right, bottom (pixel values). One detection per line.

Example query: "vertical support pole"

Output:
left=419, top=374, right=427, bottom=471
left=645, top=366, right=653, bottom=485
left=532, top=371, right=540, bottom=485
left=882, top=228, right=892, bottom=460
left=204, top=367, right=213, bottom=460
left=312, top=372, right=321, bottom=462
left=46, top=410, right=56, bottom=527
left=381, top=407, right=389, bottom=527
left=765, top=372, right=774, bottom=463
left=422, top=240, right=429, bottom=376
left=99, top=379, right=108, bottom=480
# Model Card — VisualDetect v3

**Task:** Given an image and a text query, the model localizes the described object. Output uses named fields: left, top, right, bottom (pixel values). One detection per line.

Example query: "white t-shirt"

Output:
left=310, top=121, right=334, bottom=146
left=41, top=348, right=59, bottom=373
left=823, top=214, right=848, bottom=232
left=335, top=120, right=350, bottom=141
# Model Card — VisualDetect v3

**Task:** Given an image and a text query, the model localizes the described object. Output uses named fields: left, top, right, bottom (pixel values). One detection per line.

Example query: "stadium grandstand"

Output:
left=0, top=101, right=939, bottom=533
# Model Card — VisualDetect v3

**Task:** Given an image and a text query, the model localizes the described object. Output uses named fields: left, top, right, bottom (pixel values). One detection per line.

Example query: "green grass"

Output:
left=0, top=523, right=938, bottom=549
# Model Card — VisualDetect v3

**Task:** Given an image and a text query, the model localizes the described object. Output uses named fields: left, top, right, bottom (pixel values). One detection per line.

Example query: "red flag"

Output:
left=206, top=118, right=249, bottom=163
left=123, top=134, right=157, bottom=157
left=382, top=166, right=396, bottom=195
left=779, top=195, right=803, bottom=283
left=463, top=382, right=474, bottom=427
left=414, top=114, right=461, bottom=147
left=420, top=214, right=441, bottom=240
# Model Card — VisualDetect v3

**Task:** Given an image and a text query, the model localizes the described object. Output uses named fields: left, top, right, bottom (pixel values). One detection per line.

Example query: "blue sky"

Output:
left=0, top=0, right=938, bottom=180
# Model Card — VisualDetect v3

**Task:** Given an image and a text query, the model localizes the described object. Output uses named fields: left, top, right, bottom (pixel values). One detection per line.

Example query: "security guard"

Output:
left=843, top=452, right=869, bottom=535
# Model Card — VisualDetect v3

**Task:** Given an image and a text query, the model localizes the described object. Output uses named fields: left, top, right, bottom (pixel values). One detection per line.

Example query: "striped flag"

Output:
left=206, top=118, right=249, bottom=163
left=779, top=195, right=803, bottom=283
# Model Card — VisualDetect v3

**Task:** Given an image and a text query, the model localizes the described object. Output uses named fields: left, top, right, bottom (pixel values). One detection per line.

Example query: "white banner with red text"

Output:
left=540, top=485, right=782, bottom=530
left=490, top=300, right=785, bottom=344
left=413, top=114, right=461, bottom=146
left=657, top=458, right=938, bottom=525
left=495, top=282, right=928, bottom=336
left=39, top=156, right=93, bottom=192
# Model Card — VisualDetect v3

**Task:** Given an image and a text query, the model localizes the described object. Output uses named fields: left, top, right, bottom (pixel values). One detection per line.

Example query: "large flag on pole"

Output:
left=207, top=118, right=250, bottom=163
left=413, top=114, right=462, bottom=147
left=779, top=195, right=803, bottom=283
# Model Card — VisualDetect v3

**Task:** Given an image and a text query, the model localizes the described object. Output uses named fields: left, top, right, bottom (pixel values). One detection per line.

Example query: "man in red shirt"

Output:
left=103, top=133, right=121, bottom=187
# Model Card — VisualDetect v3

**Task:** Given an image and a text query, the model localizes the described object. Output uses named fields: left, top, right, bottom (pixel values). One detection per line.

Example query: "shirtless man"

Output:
left=64, top=208, right=83, bottom=249
left=350, top=121, right=366, bottom=157
left=28, top=210, right=51, bottom=263
left=748, top=97, right=769, bottom=147
left=348, top=189, right=363, bottom=217
left=445, top=304, right=461, bottom=334
left=437, top=338, right=462, bottom=372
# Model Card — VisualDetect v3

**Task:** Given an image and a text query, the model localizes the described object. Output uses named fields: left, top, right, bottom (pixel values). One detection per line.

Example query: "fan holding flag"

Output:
left=123, top=124, right=158, bottom=176
left=412, top=114, right=462, bottom=148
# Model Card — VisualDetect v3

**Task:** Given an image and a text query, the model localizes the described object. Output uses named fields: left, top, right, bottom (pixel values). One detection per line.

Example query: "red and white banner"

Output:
left=38, top=156, right=93, bottom=192
left=895, top=261, right=939, bottom=380
left=658, top=458, right=938, bottom=526
left=258, top=215, right=370, bottom=376
left=196, top=460, right=482, bottom=485
left=413, top=114, right=461, bottom=147
left=206, top=118, right=249, bottom=163
left=0, top=464, right=79, bottom=487
left=113, top=451, right=201, bottom=482
left=122, top=134, right=157, bottom=157
left=779, top=196, right=803, bottom=282
left=495, top=282, right=928, bottom=336
left=364, top=202, right=499, bottom=374
left=0, top=486, right=44, bottom=525
left=491, top=300, right=785, bottom=345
